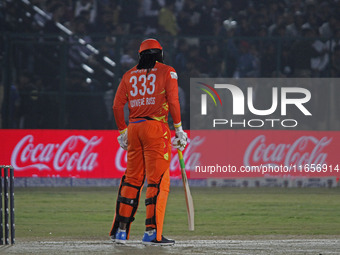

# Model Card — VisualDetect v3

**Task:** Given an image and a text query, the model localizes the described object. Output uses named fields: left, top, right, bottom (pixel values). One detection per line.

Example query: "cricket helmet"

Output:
left=139, top=39, right=163, bottom=53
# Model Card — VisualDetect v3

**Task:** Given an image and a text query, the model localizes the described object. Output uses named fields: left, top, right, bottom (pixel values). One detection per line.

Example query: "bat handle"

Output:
left=177, top=150, right=185, bottom=169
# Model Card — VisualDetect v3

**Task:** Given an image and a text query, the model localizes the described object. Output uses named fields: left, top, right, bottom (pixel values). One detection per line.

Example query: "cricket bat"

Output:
left=177, top=149, right=195, bottom=231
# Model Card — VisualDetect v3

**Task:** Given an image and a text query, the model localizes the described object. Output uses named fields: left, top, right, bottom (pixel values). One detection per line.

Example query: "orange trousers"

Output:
left=112, top=120, right=171, bottom=241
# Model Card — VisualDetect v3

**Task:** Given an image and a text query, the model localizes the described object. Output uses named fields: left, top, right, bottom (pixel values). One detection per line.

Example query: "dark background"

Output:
left=1, top=0, right=340, bottom=130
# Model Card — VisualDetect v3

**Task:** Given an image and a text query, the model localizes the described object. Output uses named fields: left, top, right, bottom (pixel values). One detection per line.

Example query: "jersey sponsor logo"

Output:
left=131, top=69, right=146, bottom=74
left=131, top=68, right=157, bottom=74
left=170, top=71, right=178, bottom=79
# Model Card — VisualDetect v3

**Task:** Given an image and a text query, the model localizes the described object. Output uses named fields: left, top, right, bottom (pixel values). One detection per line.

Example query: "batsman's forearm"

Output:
left=169, top=100, right=181, bottom=125
left=113, top=107, right=127, bottom=131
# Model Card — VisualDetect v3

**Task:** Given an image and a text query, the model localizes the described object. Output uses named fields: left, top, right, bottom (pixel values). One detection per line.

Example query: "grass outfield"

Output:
left=15, top=186, right=340, bottom=241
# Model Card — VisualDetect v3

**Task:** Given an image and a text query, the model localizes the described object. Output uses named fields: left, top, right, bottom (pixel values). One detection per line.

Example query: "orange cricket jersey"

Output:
left=113, top=61, right=181, bottom=131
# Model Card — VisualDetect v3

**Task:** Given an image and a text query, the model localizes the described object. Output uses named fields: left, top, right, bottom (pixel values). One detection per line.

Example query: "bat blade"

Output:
left=178, top=150, right=195, bottom=231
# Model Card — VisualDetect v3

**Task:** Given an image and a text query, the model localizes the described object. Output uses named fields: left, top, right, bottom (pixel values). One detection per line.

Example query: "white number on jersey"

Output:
left=129, top=74, right=156, bottom=97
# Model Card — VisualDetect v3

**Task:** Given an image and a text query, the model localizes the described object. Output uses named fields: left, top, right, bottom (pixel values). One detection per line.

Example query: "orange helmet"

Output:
left=139, top=39, right=163, bottom=53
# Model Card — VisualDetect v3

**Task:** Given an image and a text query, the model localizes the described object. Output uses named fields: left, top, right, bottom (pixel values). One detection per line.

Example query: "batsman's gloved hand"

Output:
left=172, top=125, right=188, bottom=151
left=117, top=128, right=128, bottom=151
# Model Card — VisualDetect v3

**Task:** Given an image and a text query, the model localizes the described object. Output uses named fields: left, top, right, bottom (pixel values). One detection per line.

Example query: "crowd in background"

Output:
left=1, top=0, right=340, bottom=129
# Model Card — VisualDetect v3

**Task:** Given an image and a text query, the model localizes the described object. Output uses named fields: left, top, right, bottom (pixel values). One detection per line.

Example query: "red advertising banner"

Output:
left=1, top=130, right=339, bottom=179
left=190, top=130, right=340, bottom=178
left=0, top=129, right=186, bottom=178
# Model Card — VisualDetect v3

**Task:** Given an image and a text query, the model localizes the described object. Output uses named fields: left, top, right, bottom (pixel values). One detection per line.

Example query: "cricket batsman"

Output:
left=109, top=38, right=188, bottom=245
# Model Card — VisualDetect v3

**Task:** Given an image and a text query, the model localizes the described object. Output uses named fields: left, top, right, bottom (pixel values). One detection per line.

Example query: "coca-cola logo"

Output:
left=244, top=135, right=332, bottom=167
left=11, top=135, right=103, bottom=172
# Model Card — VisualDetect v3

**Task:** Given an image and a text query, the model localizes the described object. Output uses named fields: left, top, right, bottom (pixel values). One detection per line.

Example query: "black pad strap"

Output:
left=145, top=196, right=157, bottom=206
left=117, top=215, right=135, bottom=223
left=122, top=182, right=140, bottom=189
left=145, top=217, right=156, bottom=225
left=147, top=183, right=159, bottom=188
left=118, top=195, right=138, bottom=207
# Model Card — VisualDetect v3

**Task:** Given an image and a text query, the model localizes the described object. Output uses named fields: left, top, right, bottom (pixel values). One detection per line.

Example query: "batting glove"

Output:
left=117, top=128, right=128, bottom=151
left=172, top=124, right=188, bottom=151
